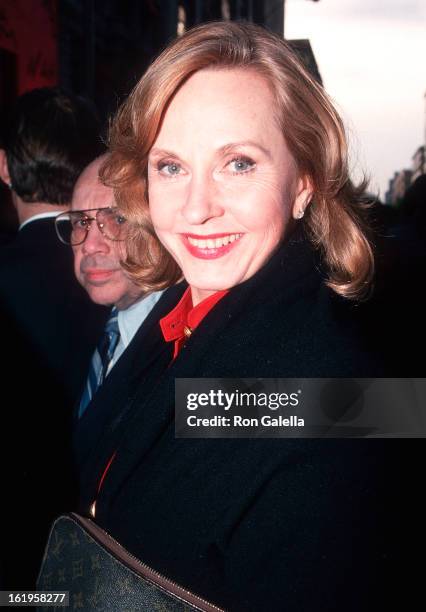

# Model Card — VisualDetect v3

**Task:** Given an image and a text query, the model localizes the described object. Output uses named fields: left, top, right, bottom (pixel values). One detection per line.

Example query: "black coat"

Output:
left=0, top=218, right=107, bottom=589
left=0, top=218, right=107, bottom=399
left=78, top=231, right=423, bottom=611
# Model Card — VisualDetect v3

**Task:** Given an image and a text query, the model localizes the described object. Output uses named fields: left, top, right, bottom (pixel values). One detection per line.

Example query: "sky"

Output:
left=285, top=0, right=426, bottom=198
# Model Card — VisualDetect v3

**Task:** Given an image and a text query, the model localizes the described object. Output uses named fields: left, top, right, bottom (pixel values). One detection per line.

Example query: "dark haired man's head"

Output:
left=0, top=88, right=103, bottom=213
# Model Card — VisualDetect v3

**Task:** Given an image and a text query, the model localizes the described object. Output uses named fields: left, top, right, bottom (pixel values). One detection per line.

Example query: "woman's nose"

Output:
left=181, top=175, right=224, bottom=225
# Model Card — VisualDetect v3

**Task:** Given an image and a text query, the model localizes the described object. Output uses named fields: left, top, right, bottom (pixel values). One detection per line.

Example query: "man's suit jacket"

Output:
left=0, top=218, right=107, bottom=399
left=76, top=231, right=424, bottom=611
left=73, top=283, right=187, bottom=476
left=0, top=217, right=108, bottom=589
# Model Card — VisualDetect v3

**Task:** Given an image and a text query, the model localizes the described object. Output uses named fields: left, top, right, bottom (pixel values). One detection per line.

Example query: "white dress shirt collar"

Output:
left=19, top=211, right=65, bottom=231
left=110, top=290, right=165, bottom=368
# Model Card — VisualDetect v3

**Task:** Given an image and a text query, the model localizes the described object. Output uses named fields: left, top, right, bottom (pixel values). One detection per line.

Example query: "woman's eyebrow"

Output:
left=149, top=147, right=180, bottom=159
left=218, top=141, right=272, bottom=159
left=149, top=142, right=272, bottom=160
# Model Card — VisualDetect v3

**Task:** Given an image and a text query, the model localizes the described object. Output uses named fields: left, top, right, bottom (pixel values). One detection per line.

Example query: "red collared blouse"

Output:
left=160, top=287, right=228, bottom=359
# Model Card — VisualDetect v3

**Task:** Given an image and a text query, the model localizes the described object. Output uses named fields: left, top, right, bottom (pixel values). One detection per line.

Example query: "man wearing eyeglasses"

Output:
left=62, top=155, right=175, bottom=470
left=62, top=156, right=146, bottom=312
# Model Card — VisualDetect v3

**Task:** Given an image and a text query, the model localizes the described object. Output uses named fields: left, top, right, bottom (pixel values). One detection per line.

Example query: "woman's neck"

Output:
left=190, top=286, right=218, bottom=307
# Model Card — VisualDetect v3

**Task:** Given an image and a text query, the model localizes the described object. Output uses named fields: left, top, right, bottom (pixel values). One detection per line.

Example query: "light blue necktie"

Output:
left=78, top=308, right=120, bottom=418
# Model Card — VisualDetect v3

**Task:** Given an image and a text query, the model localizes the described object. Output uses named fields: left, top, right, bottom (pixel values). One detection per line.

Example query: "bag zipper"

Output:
left=70, top=513, right=225, bottom=612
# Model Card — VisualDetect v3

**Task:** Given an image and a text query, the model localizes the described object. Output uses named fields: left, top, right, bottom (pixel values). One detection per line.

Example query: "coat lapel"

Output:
left=78, top=282, right=186, bottom=510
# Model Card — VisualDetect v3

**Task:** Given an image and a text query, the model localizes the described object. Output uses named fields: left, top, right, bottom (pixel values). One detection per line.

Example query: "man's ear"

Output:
left=292, top=175, right=314, bottom=220
left=0, top=150, right=11, bottom=187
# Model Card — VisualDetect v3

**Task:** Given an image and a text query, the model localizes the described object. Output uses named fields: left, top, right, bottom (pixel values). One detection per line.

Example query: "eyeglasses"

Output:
left=55, top=207, right=128, bottom=246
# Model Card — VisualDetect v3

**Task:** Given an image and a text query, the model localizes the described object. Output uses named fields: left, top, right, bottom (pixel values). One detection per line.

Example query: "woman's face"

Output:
left=148, top=68, right=310, bottom=305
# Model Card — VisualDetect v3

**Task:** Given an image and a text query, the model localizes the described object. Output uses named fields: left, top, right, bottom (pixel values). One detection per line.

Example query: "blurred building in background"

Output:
left=385, top=89, right=426, bottom=205
left=1, top=0, right=323, bottom=120
left=385, top=170, right=413, bottom=206
left=411, top=145, right=425, bottom=184
left=287, top=39, right=321, bottom=84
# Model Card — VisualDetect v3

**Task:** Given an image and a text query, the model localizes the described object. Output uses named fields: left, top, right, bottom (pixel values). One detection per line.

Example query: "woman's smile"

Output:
left=182, top=232, right=244, bottom=259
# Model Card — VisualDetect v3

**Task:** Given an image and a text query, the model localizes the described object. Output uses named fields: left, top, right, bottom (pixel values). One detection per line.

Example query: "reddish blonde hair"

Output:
left=102, top=21, right=374, bottom=299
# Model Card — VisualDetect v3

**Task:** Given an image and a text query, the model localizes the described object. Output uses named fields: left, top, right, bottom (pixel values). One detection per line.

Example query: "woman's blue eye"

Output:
left=228, top=158, right=255, bottom=173
left=159, top=162, right=181, bottom=176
